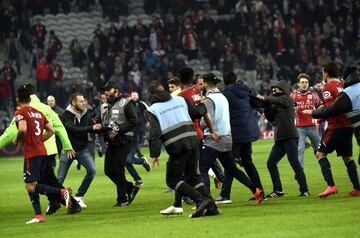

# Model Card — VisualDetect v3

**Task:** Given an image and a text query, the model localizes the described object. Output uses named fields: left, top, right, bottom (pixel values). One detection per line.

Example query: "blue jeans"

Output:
left=57, top=148, right=96, bottom=197
left=297, top=126, right=320, bottom=168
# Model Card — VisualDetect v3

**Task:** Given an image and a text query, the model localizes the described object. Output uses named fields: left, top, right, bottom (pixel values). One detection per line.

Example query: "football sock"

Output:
left=318, top=157, right=335, bottom=186
left=28, top=192, right=42, bottom=215
left=345, top=160, right=360, bottom=190
left=35, top=184, right=61, bottom=195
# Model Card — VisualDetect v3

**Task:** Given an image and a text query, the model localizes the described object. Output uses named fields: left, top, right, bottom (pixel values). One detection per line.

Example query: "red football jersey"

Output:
left=322, top=79, right=352, bottom=129
left=15, top=106, right=48, bottom=159
left=178, top=86, right=204, bottom=140
left=291, top=90, right=321, bottom=126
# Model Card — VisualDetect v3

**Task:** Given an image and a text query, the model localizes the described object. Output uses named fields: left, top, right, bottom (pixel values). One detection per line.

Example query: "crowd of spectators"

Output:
left=1, top=0, right=360, bottom=112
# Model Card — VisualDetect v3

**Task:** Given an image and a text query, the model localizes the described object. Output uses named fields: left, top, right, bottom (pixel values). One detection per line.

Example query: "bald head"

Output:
left=47, top=95, right=56, bottom=108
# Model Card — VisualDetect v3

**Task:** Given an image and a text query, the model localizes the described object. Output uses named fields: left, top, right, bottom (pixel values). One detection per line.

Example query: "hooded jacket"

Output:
left=60, top=105, right=95, bottom=151
left=148, top=90, right=207, bottom=157
left=222, top=82, right=262, bottom=143
left=264, top=80, right=298, bottom=142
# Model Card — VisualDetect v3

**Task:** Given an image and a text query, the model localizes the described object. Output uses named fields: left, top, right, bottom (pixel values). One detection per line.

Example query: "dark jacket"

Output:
left=148, top=91, right=207, bottom=157
left=60, top=106, right=96, bottom=151
left=264, top=80, right=298, bottom=142
left=103, top=96, right=138, bottom=145
left=222, top=82, right=262, bottom=143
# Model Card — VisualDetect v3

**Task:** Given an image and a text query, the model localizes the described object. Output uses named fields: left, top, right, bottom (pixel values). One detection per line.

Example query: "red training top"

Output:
left=291, top=90, right=321, bottom=127
left=178, top=86, right=204, bottom=140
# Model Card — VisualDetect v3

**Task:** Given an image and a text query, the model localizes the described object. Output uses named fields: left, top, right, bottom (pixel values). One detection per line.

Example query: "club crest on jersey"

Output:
left=15, top=114, right=24, bottom=122
left=323, top=91, right=332, bottom=100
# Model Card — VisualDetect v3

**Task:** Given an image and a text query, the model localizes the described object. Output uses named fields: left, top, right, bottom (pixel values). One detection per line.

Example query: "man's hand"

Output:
left=93, top=123, right=102, bottom=130
left=302, top=109, right=313, bottom=115
left=152, top=157, right=159, bottom=169
left=108, top=130, right=118, bottom=139
left=66, top=149, right=76, bottom=159
left=256, top=95, right=265, bottom=100
left=12, top=137, right=18, bottom=145
left=211, top=132, right=221, bottom=142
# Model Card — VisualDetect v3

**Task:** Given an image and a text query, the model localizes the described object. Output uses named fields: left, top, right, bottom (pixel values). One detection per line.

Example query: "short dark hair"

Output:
left=17, top=87, right=31, bottom=104
left=223, top=72, right=237, bottom=85
left=167, top=77, right=180, bottom=86
left=323, top=62, right=339, bottom=78
left=297, top=73, right=310, bottom=82
left=203, top=73, right=221, bottom=86
left=148, top=81, right=164, bottom=94
left=23, top=83, right=36, bottom=94
left=179, top=67, right=194, bottom=85
left=69, top=92, right=83, bottom=105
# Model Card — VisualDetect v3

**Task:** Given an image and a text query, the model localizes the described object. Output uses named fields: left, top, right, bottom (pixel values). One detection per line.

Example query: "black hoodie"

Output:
left=148, top=90, right=207, bottom=157
left=264, top=80, right=298, bottom=142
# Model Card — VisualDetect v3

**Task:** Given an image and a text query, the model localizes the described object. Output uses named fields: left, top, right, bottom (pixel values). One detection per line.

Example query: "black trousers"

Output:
left=220, top=142, right=263, bottom=198
left=267, top=139, right=308, bottom=193
left=167, top=149, right=205, bottom=203
left=105, top=141, right=133, bottom=203
left=39, top=154, right=64, bottom=204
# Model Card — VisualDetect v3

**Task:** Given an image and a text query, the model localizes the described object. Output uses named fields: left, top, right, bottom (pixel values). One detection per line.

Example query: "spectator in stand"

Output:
left=0, top=77, right=12, bottom=117
left=0, top=61, right=17, bottom=107
left=48, top=58, right=63, bottom=96
left=208, top=41, right=221, bottom=70
left=36, top=56, right=50, bottom=101
left=31, top=18, right=47, bottom=49
left=47, top=30, right=62, bottom=61
left=182, top=25, right=199, bottom=60
left=4, top=31, right=22, bottom=75
left=244, top=49, right=257, bottom=91
left=70, top=39, right=87, bottom=68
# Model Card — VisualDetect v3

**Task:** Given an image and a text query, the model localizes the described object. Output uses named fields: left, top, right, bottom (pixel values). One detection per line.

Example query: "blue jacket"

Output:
left=222, top=83, right=262, bottom=143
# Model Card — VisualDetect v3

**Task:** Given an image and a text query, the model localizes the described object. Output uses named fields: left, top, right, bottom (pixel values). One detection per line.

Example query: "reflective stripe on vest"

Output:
left=148, top=96, right=197, bottom=146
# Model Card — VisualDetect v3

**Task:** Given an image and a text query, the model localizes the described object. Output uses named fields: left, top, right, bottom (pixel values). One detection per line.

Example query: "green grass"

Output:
left=0, top=139, right=359, bottom=238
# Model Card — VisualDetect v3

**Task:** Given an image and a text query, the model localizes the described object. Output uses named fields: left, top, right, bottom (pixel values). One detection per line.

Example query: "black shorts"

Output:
left=318, top=127, right=353, bottom=157
left=23, top=156, right=46, bottom=183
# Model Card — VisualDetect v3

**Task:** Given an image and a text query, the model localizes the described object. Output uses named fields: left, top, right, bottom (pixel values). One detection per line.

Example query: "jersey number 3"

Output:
left=34, top=120, right=41, bottom=136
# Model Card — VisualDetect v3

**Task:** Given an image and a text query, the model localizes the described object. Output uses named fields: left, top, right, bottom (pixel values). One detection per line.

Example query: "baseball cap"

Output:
left=102, top=79, right=120, bottom=91
left=203, top=73, right=221, bottom=85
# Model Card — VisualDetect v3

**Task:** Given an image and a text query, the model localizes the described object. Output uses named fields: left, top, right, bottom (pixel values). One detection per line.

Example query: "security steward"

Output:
left=100, top=79, right=139, bottom=206
left=148, top=81, right=219, bottom=218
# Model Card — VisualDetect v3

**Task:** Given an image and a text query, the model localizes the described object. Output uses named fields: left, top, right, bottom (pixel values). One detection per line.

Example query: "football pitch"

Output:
left=0, top=139, right=359, bottom=238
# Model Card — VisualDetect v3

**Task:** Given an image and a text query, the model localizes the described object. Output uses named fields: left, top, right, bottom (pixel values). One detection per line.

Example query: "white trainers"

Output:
left=26, top=214, right=45, bottom=224
left=74, top=197, right=87, bottom=208
left=160, top=206, right=183, bottom=215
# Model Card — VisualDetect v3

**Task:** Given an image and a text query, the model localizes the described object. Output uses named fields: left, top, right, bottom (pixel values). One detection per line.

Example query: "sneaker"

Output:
left=67, top=198, right=82, bottom=215
left=26, top=214, right=45, bottom=224
left=114, top=201, right=129, bottom=207
left=204, top=202, right=221, bottom=216
left=215, top=196, right=232, bottom=205
left=189, top=199, right=212, bottom=218
left=61, top=188, right=72, bottom=209
left=160, top=206, right=183, bottom=215
left=74, top=197, right=87, bottom=208
left=214, top=177, right=222, bottom=189
left=135, top=180, right=144, bottom=187
left=254, top=188, right=265, bottom=205
left=182, top=196, right=195, bottom=205
left=346, top=189, right=360, bottom=197
left=298, top=191, right=310, bottom=197
left=128, top=185, right=140, bottom=204
left=45, top=202, right=61, bottom=215
left=266, top=191, right=284, bottom=198
left=142, top=157, right=151, bottom=172
left=318, top=186, right=338, bottom=198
